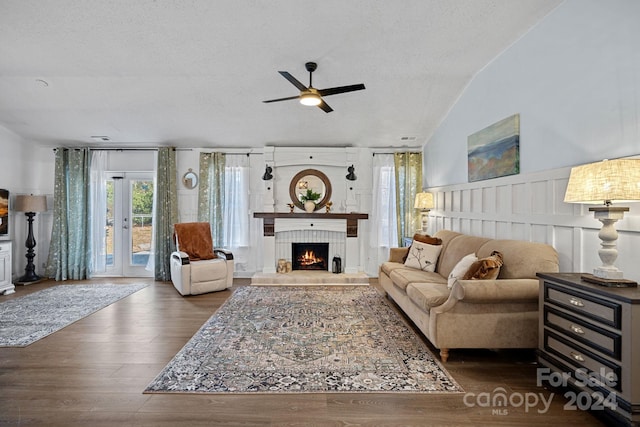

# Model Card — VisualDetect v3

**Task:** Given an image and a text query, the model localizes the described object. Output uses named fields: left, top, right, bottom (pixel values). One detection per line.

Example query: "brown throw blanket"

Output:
left=174, top=222, right=217, bottom=260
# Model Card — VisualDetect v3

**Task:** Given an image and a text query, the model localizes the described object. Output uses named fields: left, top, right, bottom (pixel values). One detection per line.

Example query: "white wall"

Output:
left=175, top=147, right=377, bottom=276
left=425, top=0, right=640, bottom=187
left=424, top=0, right=640, bottom=282
left=0, top=126, right=55, bottom=281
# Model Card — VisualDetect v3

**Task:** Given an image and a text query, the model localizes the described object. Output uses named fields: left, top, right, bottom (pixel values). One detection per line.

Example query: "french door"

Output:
left=102, top=173, right=154, bottom=277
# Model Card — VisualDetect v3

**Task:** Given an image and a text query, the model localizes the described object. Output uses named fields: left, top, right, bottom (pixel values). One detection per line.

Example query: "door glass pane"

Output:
left=130, top=179, right=153, bottom=266
left=106, top=179, right=115, bottom=267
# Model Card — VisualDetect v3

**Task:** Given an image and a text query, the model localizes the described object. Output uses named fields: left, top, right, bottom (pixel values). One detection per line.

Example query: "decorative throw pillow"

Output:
left=462, top=251, right=504, bottom=280
left=412, top=233, right=443, bottom=246
left=403, top=233, right=443, bottom=262
left=447, top=253, right=478, bottom=289
left=403, top=240, right=442, bottom=272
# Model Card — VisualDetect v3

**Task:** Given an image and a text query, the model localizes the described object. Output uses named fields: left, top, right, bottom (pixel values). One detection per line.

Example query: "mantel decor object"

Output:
left=289, top=169, right=332, bottom=212
left=300, top=188, right=321, bottom=213
left=564, top=158, right=640, bottom=287
left=14, top=194, right=48, bottom=284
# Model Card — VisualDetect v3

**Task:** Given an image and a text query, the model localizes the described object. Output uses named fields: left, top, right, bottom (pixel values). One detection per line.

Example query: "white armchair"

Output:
left=169, top=222, right=234, bottom=295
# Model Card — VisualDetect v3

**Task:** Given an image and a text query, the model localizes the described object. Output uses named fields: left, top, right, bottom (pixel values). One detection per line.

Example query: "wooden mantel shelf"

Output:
left=253, top=212, right=368, bottom=237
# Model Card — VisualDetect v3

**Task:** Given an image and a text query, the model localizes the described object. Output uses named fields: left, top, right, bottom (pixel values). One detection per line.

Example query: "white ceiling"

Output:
left=0, top=0, right=561, bottom=150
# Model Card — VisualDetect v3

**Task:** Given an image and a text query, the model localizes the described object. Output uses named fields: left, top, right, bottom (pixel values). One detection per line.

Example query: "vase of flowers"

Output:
left=300, top=189, right=321, bottom=213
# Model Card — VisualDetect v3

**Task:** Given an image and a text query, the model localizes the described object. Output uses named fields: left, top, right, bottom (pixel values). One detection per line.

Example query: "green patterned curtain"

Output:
left=153, top=147, right=178, bottom=280
left=394, top=152, right=423, bottom=245
left=198, top=152, right=225, bottom=247
left=45, top=148, right=92, bottom=280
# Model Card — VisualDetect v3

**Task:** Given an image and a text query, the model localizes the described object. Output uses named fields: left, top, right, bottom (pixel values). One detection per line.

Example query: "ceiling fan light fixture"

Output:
left=300, top=92, right=321, bottom=106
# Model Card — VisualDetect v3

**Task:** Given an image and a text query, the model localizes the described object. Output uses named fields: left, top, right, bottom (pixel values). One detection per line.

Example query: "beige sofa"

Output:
left=379, top=230, right=559, bottom=362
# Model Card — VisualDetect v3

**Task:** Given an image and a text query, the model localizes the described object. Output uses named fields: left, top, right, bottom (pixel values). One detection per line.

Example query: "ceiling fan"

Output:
left=263, top=62, right=365, bottom=113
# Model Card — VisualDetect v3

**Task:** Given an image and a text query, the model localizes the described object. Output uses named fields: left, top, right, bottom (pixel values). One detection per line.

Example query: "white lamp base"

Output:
left=417, top=210, right=429, bottom=234
left=593, top=266, right=624, bottom=280
left=584, top=206, right=637, bottom=287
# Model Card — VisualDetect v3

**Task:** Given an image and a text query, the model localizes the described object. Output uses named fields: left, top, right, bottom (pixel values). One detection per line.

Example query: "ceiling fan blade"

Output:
left=318, top=100, right=333, bottom=113
left=278, top=71, right=308, bottom=91
left=263, top=95, right=300, bottom=103
left=318, top=83, right=365, bottom=97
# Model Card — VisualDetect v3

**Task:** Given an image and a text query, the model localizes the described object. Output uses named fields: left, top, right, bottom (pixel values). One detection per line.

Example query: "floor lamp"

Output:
left=14, top=194, right=48, bottom=284
left=414, top=192, right=434, bottom=234
left=564, top=158, right=640, bottom=287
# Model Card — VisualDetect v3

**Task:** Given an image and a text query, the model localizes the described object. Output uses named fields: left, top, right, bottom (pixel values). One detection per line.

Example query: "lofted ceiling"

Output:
left=0, top=0, right=561, bottom=150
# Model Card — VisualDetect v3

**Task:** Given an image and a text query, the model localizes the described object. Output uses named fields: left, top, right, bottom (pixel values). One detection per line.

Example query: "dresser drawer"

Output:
left=0, top=243, right=10, bottom=252
left=544, top=282, right=621, bottom=328
left=544, top=306, right=621, bottom=360
left=543, top=330, right=621, bottom=392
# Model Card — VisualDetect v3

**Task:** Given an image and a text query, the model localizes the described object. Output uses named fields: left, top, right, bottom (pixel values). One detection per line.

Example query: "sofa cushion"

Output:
left=406, top=282, right=451, bottom=313
left=389, top=268, right=446, bottom=291
left=447, top=253, right=478, bottom=289
left=463, top=251, right=503, bottom=280
left=476, top=239, right=559, bottom=279
left=380, top=261, right=408, bottom=277
left=404, top=240, right=442, bottom=272
left=435, top=234, right=491, bottom=279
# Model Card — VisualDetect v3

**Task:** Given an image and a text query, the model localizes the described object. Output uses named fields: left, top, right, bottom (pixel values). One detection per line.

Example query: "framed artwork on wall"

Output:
left=0, top=189, right=8, bottom=238
left=467, top=114, right=520, bottom=182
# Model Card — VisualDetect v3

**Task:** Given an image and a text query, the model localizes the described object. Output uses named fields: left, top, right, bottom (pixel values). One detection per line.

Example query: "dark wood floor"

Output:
left=0, top=278, right=607, bottom=426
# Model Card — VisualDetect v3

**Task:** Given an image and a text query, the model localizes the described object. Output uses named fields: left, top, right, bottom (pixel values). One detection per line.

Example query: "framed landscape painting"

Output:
left=0, top=189, right=8, bottom=237
left=467, top=114, right=520, bottom=182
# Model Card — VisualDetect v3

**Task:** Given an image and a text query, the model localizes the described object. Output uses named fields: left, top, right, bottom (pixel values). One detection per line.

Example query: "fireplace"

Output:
left=292, top=243, right=329, bottom=271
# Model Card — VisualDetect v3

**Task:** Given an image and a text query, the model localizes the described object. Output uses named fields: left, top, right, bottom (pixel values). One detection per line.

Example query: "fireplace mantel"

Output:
left=253, top=212, right=368, bottom=237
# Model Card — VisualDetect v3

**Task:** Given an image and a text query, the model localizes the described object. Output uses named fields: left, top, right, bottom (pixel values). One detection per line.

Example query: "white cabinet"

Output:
left=0, top=241, right=15, bottom=295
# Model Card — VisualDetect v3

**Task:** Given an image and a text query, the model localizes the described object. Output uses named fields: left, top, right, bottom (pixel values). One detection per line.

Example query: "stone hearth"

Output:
left=251, top=271, right=369, bottom=285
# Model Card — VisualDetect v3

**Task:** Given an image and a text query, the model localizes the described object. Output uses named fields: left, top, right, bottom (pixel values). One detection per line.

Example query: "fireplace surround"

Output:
left=253, top=212, right=368, bottom=274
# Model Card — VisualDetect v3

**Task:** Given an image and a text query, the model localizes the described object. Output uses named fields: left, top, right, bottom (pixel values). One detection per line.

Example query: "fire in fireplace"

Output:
left=292, top=243, right=329, bottom=271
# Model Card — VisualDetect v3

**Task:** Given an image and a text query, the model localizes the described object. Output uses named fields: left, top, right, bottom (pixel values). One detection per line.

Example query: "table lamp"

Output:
left=564, top=158, right=640, bottom=287
left=414, top=192, right=434, bottom=234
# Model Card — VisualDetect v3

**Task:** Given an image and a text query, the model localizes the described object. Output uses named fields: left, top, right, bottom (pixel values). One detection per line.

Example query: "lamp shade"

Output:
left=414, top=192, right=434, bottom=210
left=14, top=194, right=47, bottom=213
left=564, top=159, right=640, bottom=204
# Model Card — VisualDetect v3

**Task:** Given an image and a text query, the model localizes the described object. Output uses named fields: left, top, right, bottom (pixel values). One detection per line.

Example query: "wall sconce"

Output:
left=262, top=165, right=273, bottom=181
left=14, top=194, right=48, bottom=284
left=346, top=165, right=357, bottom=181
left=564, top=158, right=640, bottom=287
left=414, top=192, right=434, bottom=234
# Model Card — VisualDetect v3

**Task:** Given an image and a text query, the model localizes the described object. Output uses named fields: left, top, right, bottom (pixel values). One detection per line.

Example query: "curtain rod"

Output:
left=52, top=147, right=196, bottom=152
left=373, top=151, right=422, bottom=156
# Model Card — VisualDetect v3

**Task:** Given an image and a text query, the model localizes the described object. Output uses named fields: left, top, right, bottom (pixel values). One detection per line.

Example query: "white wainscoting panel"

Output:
left=428, top=165, right=640, bottom=282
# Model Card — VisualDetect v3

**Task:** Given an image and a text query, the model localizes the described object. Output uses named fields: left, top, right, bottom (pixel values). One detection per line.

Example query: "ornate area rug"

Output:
left=145, top=286, right=462, bottom=394
left=0, top=283, right=148, bottom=347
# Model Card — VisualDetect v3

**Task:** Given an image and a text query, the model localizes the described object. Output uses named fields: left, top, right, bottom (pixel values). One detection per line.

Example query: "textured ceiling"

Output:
left=0, top=0, right=561, bottom=149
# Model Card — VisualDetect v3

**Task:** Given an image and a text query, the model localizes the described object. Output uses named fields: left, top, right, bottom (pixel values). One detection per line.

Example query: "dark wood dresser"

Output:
left=537, top=273, right=640, bottom=426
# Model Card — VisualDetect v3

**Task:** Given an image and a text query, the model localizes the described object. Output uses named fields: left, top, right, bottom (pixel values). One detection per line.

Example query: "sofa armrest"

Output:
left=214, top=248, right=234, bottom=260
left=171, top=251, right=190, bottom=265
left=388, top=247, right=410, bottom=263
left=450, top=278, right=540, bottom=303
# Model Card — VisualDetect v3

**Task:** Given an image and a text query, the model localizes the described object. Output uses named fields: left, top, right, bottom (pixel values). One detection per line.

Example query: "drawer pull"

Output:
left=570, top=324, right=585, bottom=335
left=570, top=351, right=585, bottom=362
left=569, top=298, right=584, bottom=307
